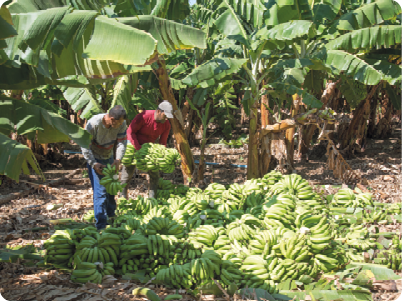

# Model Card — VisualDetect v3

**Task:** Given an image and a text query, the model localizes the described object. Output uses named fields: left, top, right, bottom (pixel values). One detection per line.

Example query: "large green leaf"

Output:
left=7, top=0, right=109, bottom=13
left=328, top=0, right=401, bottom=32
left=117, top=16, right=206, bottom=55
left=364, top=58, right=402, bottom=85
left=0, top=97, right=91, bottom=147
left=279, top=289, right=372, bottom=301
left=114, top=0, right=190, bottom=21
left=216, top=0, right=266, bottom=29
left=267, top=82, right=323, bottom=108
left=111, top=74, right=139, bottom=120
left=0, top=6, right=17, bottom=42
left=0, top=133, right=42, bottom=182
left=312, top=0, right=342, bottom=23
left=320, top=50, right=385, bottom=85
left=348, top=262, right=401, bottom=281
left=263, top=0, right=312, bottom=26
left=326, top=25, right=402, bottom=52
left=83, top=16, right=157, bottom=65
left=259, top=20, right=317, bottom=41
left=384, top=81, right=401, bottom=110
left=61, top=86, right=103, bottom=120
left=214, top=2, right=249, bottom=45
left=182, top=57, right=248, bottom=88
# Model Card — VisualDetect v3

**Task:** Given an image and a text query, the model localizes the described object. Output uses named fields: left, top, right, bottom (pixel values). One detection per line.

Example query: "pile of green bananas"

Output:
left=71, top=257, right=115, bottom=284
left=333, top=188, right=373, bottom=208
left=42, top=172, right=399, bottom=291
left=99, top=164, right=127, bottom=195
left=133, top=143, right=181, bottom=173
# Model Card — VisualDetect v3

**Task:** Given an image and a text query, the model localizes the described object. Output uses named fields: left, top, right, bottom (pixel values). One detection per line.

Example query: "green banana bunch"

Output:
left=121, top=143, right=137, bottom=166
left=132, top=288, right=161, bottom=301
left=43, top=230, right=76, bottom=267
left=82, top=210, right=95, bottom=223
left=99, top=164, right=127, bottom=195
left=134, top=143, right=180, bottom=173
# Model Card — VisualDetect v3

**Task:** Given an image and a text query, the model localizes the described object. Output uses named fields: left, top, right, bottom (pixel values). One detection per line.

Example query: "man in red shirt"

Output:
left=120, top=100, right=173, bottom=199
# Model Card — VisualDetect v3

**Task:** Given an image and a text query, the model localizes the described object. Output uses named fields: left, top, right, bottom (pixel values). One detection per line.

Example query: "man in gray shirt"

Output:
left=81, top=105, right=127, bottom=230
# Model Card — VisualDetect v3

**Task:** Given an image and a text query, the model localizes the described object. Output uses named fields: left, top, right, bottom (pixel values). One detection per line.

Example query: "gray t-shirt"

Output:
left=81, top=114, right=127, bottom=168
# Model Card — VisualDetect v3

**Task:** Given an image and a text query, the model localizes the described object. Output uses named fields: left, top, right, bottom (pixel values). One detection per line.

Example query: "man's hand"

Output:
left=93, top=163, right=105, bottom=175
left=112, top=159, right=121, bottom=171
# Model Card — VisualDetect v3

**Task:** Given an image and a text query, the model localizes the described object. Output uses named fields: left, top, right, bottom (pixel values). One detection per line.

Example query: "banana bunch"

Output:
left=118, top=195, right=158, bottom=214
left=355, top=189, right=374, bottom=207
left=71, top=261, right=103, bottom=284
left=244, top=192, right=265, bottom=209
left=362, top=209, right=388, bottom=224
left=313, top=253, right=339, bottom=272
left=74, top=234, right=120, bottom=266
left=134, top=143, right=180, bottom=173
left=189, top=256, right=220, bottom=283
left=44, top=230, right=76, bottom=267
left=345, top=238, right=376, bottom=251
left=132, top=288, right=161, bottom=301
left=345, top=249, right=365, bottom=262
left=213, top=234, right=231, bottom=256
left=227, top=222, right=256, bottom=241
left=242, top=179, right=265, bottom=195
left=377, top=249, right=402, bottom=271
left=204, top=183, right=226, bottom=200
left=71, top=226, right=99, bottom=242
left=345, top=224, right=368, bottom=240
left=219, top=260, right=244, bottom=286
left=270, top=258, right=314, bottom=281
left=82, top=210, right=95, bottom=223
left=307, top=216, right=333, bottom=253
left=103, top=226, right=131, bottom=240
left=269, top=174, right=314, bottom=200
left=156, top=189, right=171, bottom=200
left=241, top=255, right=270, bottom=282
left=120, top=235, right=149, bottom=260
left=263, top=194, right=296, bottom=230
left=99, top=164, right=127, bottom=195
left=333, top=188, right=356, bottom=207
left=144, top=217, right=184, bottom=236
left=226, top=183, right=246, bottom=204
left=156, top=263, right=194, bottom=289
left=262, top=170, right=283, bottom=187
left=113, top=214, right=142, bottom=231
left=189, top=225, right=223, bottom=247
left=249, top=230, right=278, bottom=257
left=121, top=143, right=136, bottom=166
left=278, top=234, right=311, bottom=262
left=174, top=184, right=189, bottom=196
left=392, top=235, right=402, bottom=251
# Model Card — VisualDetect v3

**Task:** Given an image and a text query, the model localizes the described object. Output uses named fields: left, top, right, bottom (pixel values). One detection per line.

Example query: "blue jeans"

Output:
left=87, top=157, right=116, bottom=230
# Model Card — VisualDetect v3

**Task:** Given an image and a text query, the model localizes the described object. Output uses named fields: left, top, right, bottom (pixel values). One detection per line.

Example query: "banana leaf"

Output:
left=0, top=97, right=91, bottom=147
left=117, top=15, right=207, bottom=55
left=347, top=262, right=401, bottom=281
left=0, top=133, right=42, bottom=182
left=328, top=0, right=401, bottom=33
left=181, top=57, right=248, bottom=88
left=0, top=6, right=17, bottom=41
left=278, top=290, right=372, bottom=301
left=0, top=244, right=43, bottom=263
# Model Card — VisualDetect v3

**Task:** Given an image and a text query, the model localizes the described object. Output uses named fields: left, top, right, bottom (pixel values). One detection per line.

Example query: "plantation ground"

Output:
left=0, top=122, right=401, bottom=301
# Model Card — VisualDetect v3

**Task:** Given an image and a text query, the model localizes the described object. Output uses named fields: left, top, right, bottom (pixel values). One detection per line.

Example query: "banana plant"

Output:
left=186, top=0, right=401, bottom=178
left=187, top=98, right=215, bottom=185
left=0, top=0, right=207, bottom=181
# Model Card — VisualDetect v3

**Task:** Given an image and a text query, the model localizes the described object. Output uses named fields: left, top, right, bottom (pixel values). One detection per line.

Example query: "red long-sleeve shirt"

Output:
left=127, top=110, right=171, bottom=150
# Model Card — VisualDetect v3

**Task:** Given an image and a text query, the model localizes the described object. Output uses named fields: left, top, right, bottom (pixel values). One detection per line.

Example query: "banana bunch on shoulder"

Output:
left=99, top=164, right=127, bottom=195
left=121, top=143, right=137, bottom=166
left=134, top=143, right=180, bottom=173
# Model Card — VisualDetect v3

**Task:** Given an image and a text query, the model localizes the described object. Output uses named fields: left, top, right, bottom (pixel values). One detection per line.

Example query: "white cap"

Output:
left=158, top=100, right=174, bottom=118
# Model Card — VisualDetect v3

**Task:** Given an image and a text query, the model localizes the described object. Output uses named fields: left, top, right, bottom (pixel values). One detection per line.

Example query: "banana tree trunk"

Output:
left=247, top=101, right=259, bottom=179
left=367, top=93, right=379, bottom=138
left=285, top=94, right=300, bottom=171
left=259, top=87, right=271, bottom=177
left=340, top=84, right=379, bottom=152
left=154, top=58, right=195, bottom=180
